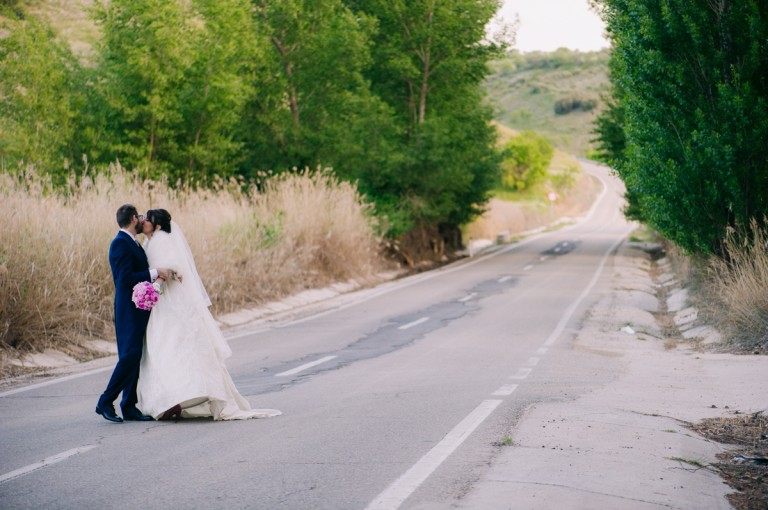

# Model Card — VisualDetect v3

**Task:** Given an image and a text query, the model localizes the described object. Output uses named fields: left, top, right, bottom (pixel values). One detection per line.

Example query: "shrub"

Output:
left=706, top=219, right=768, bottom=349
left=500, top=131, right=554, bottom=191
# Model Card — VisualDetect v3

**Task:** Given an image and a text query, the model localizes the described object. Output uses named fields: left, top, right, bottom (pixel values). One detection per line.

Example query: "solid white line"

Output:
left=0, top=367, right=113, bottom=398
left=0, top=445, right=98, bottom=484
left=365, top=399, right=502, bottom=510
left=542, top=228, right=632, bottom=347
left=510, top=368, right=532, bottom=380
left=523, top=265, right=533, bottom=271
left=527, top=357, right=540, bottom=367
left=458, top=293, right=477, bottom=303
left=491, top=384, right=519, bottom=396
left=275, top=355, right=337, bottom=377
left=498, top=276, right=512, bottom=283
left=398, top=317, right=429, bottom=330
left=536, top=347, right=548, bottom=356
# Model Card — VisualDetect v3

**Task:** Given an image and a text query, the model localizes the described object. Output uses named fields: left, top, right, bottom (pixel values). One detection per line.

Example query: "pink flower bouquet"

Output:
left=132, top=281, right=159, bottom=311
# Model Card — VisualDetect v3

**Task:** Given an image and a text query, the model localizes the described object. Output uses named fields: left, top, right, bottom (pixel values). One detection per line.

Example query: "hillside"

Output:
left=485, top=49, right=610, bottom=157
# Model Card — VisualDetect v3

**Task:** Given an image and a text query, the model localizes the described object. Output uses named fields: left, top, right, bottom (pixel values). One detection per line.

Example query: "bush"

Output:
left=706, top=220, right=768, bottom=350
left=554, top=96, right=597, bottom=115
left=500, top=131, right=554, bottom=191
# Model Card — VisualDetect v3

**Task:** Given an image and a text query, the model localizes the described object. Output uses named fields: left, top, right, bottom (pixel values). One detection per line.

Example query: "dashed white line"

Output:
left=365, top=399, right=502, bottom=510
left=526, top=357, right=540, bottom=367
left=510, top=368, right=532, bottom=380
left=398, top=317, right=429, bottom=330
left=523, top=265, right=533, bottom=271
left=536, top=347, right=548, bottom=356
left=498, top=276, right=512, bottom=283
left=0, top=445, right=98, bottom=484
left=491, top=384, right=519, bottom=396
left=458, top=293, right=477, bottom=303
left=540, top=255, right=549, bottom=261
left=275, top=355, right=337, bottom=377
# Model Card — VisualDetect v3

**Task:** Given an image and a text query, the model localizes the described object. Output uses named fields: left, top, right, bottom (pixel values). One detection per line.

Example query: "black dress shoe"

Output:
left=95, top=404, right=123, bottom=423
left=122, top=408, right=154, bottom=421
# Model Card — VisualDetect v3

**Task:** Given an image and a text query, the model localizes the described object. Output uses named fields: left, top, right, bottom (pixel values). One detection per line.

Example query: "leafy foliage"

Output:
left=500, top=131, right=554, bottom=191
left=593, top=0, right=768, bottom=256
left=0, top=11, right=85, bottom=180
left=0, top=0, right=507, bottom=256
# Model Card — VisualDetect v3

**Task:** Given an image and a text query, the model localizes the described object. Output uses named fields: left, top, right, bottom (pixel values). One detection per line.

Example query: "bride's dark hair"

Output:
left=146, top=209, right=172, bottom=233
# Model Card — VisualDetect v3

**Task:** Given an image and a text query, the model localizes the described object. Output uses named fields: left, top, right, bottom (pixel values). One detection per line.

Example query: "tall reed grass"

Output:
left=0, top=165, right=383, bottom=362
left=706, top=220, right=768, bottom=350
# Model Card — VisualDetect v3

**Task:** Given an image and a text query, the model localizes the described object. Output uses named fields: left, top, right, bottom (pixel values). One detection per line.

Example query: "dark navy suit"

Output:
left=97, top=230, right=152, bottom=414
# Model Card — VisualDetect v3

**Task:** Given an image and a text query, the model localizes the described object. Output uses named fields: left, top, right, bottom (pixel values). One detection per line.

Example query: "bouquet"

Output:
left=132, top=281, right=159, bottom=311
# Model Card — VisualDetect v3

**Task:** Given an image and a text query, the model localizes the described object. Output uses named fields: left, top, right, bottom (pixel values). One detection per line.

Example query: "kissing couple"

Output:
left=95, top=204, right=281, bottom=422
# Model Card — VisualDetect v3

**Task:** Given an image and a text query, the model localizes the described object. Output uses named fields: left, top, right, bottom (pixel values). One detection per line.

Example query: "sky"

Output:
left=496, top=0, right=610, bottom=53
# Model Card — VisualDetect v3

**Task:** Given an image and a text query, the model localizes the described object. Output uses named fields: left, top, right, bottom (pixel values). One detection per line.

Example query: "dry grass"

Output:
left=0, top=165, right=384, bottom=366
left=691, top=412, right=768, bottom=510
left=706, top=220, right=768, bottom=351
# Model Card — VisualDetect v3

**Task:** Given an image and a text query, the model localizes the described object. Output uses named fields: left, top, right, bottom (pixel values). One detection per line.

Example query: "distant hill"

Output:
left=485, top=49, right=610, bottom=157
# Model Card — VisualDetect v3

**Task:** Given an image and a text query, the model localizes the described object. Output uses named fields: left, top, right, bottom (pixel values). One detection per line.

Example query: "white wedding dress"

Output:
left=137, top=222, right=281, bottom=420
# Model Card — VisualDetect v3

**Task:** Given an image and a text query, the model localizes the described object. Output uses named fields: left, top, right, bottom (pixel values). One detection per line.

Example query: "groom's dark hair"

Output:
left=146, top=209, right=172, bottom=233
left=116, top=204, right=138, bottom=228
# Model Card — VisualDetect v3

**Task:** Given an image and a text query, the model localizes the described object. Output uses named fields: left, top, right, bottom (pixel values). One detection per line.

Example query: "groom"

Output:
left=95, top=204, right=169, bottom=423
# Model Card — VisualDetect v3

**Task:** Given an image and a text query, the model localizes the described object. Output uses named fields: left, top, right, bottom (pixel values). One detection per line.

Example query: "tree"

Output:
left=341, top=0, right=507, bottom=247
left=92, top=0, right=257, bottom=182
left=0, top=11, right=85, bottom=179
left=500, top=131, right=554, bottom=191
left=593, top=0, right=768, bottom=256
left=242, top=0, right=392, bottom=179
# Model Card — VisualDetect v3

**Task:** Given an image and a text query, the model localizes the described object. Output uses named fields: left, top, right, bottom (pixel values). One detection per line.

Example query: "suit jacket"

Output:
left=109, top=231, right=151, bottom=355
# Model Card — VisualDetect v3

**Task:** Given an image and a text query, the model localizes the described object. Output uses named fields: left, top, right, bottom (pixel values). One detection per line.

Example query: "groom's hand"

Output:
left=157, top=268, right=170, bottom=281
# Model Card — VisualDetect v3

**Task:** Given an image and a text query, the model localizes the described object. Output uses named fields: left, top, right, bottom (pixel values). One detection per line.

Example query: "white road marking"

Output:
left=458, top=293, right=477, bottom=303
left=540, top=255, right=549, bottom=261
left=543, top=230, right=631, bottom=347
left=536, top=347, right=548, bottom=356
left=554, top=247, right=561, bottom=252
left=491, top=384, right=519, bottom=396
left=398, top=317, right=429, bottom=330
left=0, top=445, right=98, bottom=484
left=527, top=357, right=540, bottom=367
left=510, top=368, right=532, bottom=380
left=0, top=367, right=113, bottom=398
left=365, top=399, right=502, bottom=510
left=498, top=276, right=512, bottom=283
left=275, top=355, right=337, bottom=377
left=523, top=265, right=533, bottom=271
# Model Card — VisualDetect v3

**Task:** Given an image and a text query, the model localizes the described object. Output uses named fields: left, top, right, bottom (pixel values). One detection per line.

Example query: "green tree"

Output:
left=242, top=0, right=391, bottom=179
left=593, top=0, right=768, bottom=256
left=92, top=0, right=257, bottom=182
left=500, top=131, right=554, bottom=191
left=0, top=11, right=85, bottom=179
left=342, top=0, right=506, bottom=246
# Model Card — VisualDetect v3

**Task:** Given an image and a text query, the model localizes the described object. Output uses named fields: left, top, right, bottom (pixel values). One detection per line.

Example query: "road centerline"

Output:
left=398, top=317, right=429, bottom=330
left=0, top=445, right=98, bottom=485
left=275, top=355, right=337, bottom=377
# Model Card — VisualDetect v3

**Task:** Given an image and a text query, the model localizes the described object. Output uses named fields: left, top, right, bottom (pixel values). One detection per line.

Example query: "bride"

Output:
left=137, top=209, right=281, bottom=421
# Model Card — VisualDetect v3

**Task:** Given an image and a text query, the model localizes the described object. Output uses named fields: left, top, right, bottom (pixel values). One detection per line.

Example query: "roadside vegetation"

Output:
left=0, top=0, right=508, bottom=262
left=0, top=167, right=383, bottom=372
left=592, top=0, right=768, bottom=353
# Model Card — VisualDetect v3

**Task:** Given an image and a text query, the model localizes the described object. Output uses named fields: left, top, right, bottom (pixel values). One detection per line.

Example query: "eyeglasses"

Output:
left=135, top=214, right=145, bottom=222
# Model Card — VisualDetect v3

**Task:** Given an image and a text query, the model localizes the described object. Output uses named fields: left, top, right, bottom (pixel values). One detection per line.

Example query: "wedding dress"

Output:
left=137, top=222, right=281, bottom=420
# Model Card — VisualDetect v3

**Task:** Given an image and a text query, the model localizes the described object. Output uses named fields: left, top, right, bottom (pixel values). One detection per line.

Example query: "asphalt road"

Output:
left=0, top=161, right=633, bottom=509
